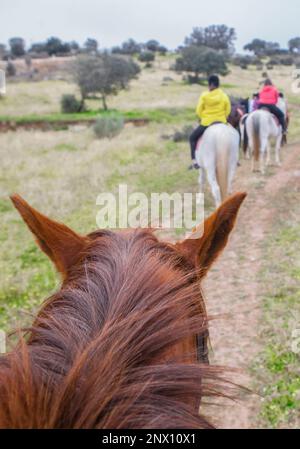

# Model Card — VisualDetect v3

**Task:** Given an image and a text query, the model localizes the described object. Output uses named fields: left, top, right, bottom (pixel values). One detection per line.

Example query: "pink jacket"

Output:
left=259, top=85, right=279, bottom=105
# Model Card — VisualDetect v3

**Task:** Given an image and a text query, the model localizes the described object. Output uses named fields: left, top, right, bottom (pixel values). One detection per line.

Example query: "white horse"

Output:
left=245, top=109, right=282, bottom=174
left=195, top=124, right=240, bottom=208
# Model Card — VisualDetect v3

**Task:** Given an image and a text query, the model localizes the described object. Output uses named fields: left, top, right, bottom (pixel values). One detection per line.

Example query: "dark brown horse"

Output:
left=0, top=192, right=246, bottom=429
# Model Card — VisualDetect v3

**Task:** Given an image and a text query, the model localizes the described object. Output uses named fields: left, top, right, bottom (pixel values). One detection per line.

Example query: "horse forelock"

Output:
left=0, top=228, right=225, bottom=429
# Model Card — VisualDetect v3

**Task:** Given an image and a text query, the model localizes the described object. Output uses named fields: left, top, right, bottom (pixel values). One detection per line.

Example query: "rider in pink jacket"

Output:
left=259, top=84, right=279, bottom=104
left=258, top=79, right=286, bottom=134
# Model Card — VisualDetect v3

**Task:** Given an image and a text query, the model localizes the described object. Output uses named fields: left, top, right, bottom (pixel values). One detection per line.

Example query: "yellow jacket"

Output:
left=196, top=88, right=231, bottom=127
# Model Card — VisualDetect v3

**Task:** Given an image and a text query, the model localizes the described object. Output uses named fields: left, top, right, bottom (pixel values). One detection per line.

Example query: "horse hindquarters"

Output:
left=197, top=126, right=239, bottom=208
left=215, top=129, right=239, bottom=204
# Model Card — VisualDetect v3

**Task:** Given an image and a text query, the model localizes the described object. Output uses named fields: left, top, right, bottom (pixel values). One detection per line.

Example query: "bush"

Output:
left=93, top=115, right=124, bottom=139
left=280, top=55, right=294, bottom=66
left=232, top=54, right=261, bottom=68
left=138, top=51, right=155, bottom=62
left=174, top=45, right=229, bottom=82
left=5, top=61, right=16, bottom=77
left=268, top=55, right=294, bottom=66
left=61, top=94, right=82, bottom=113
left=172, top=125, right=194, bottom=142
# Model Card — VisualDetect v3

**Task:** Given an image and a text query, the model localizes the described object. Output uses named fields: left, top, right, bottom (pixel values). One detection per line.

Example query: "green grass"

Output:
left=54, top=143, right=79, bottom=152
left=0, top=109, right=120, bottom=123
left=262, top=374, right=300, bottom=427
left=124, top=107, right=195, bottom=123
left=0, top=198, right=11, bottom=213
left=256, top=188, right=300, bottom=429
left=0, top=107, right=195, bottom=125
left=0, top=244, right=57, bottom=331
left=0, top=123, right=210, bottom=334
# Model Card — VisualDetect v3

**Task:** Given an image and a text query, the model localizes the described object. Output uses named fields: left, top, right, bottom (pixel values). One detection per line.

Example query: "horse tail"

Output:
left=216, top=130, right=230, bottom=202
left=252, top=114, right=260, bottom=162
left=242, top=118, right=249, bottom=155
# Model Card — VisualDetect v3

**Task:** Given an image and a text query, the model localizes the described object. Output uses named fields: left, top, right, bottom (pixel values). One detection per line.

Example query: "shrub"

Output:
left=93, top=115, right=124, bottom=139
left=280, top=55, right=294, bottom=66
left=172, top=125, right=194, bottom=142
left=61, top=94, right=82, bottom=113
left=162, top=76, right=174, bottom=82
left=232, top=54, right=261, bottom=68
left=267, top=55, right=294, bottom=66
left=5, top=61, right=16, bottom=77
left=138, top=51, right=155, bottom=62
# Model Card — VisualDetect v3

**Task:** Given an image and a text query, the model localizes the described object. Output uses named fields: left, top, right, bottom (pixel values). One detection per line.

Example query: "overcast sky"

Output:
left=1, top=0, right=299, bottom=52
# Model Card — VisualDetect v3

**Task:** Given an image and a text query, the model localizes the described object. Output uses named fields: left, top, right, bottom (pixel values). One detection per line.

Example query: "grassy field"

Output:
left=256, top=184, right=300, bottom=428
left=0, top=122, right=203, bottom=332
left=0, top=56, right=299, bottom=427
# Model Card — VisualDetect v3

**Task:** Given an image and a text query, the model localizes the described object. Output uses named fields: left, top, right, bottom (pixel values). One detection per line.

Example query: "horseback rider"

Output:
left=258, top=79, right=287, bottom=135
left=277, top=92, right=290, bottom=129
left=249, top=93, right=260, bottom=113
left=189, top=75, right=231, bottom=169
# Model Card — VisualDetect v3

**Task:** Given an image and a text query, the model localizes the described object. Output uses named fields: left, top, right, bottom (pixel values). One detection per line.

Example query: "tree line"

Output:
left=1, top=29, right=300, bottom=61
left=0, top=37, right=167, bottom=60
left=2, top=26, right=300, bottom=113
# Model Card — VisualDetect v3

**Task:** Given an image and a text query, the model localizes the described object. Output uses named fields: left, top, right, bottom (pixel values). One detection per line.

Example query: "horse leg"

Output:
left=260, top=138, right=268, bottom=174
left=198, top=168, right=206, bottom=194
left=244, top=134, right=250, bottom=160
left=206, top=170, right=221, bottom=208
left=266, top=142, right=271, bottom=166
left=197, top=168, right=206, bottom=205
left=248, top=142, right=256, bottom=172
left=275, top=134, right=282, bottom=167
left=227, top=165, right=237, bottom=196
left=260, top=153, right=266, bottom=175
left=251, top=155, right=255, bottom=173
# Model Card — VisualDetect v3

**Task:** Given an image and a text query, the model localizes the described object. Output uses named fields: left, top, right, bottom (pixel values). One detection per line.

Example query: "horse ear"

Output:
left=176, top=193, right=247, bottom=278
left=10, top=194, right=88, bottom=277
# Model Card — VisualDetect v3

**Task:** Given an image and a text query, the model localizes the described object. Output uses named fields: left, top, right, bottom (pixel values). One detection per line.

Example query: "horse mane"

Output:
left=0, top=228, right=231, bottom=429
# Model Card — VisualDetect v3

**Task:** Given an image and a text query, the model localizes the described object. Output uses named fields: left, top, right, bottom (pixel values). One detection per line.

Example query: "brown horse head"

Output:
left=0, top=192, right=246, bottom=429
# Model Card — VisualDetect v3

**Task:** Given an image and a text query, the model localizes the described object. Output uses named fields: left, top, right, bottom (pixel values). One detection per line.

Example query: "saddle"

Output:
left=260, top=108, right=280, bottom=127
left=271, top=114, right=280, bottom=127
left=196, top=122, right=227, bottom=152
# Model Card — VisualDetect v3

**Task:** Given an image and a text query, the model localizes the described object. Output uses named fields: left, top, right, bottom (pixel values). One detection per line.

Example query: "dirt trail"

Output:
left=203, top=143, right=300, bottom=429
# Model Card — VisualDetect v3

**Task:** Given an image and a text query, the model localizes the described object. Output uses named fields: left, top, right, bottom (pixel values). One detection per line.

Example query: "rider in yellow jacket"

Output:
left=189, top=75, right=231, bottom=169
